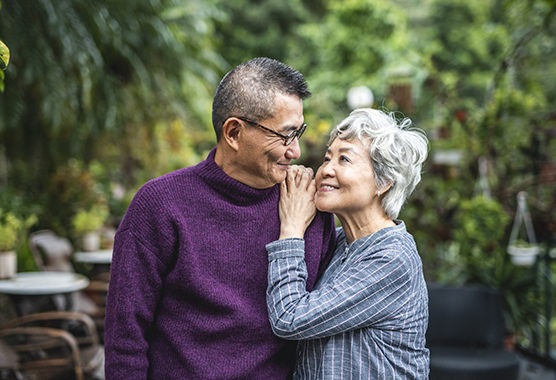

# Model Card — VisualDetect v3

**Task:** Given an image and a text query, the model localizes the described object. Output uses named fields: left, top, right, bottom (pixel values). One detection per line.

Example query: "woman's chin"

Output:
left=315, top=200, right=331, bottom=214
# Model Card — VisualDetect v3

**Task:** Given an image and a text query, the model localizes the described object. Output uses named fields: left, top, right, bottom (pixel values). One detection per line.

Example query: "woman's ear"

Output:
left=380, top=183, right=393, bottom=196
left=220, top=118, right=242, bottom=152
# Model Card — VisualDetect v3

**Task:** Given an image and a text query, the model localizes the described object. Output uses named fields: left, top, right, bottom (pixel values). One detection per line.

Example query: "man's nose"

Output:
left=285, top=138, right=301, bottom=160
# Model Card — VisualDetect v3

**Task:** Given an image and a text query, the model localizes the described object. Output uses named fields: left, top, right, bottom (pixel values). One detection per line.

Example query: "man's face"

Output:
left=235, top=93, right=304, bottom=189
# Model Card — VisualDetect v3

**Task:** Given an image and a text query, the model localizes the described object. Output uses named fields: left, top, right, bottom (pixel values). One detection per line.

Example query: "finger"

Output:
left=307, top=178, right=317, bottom=197
left=286, top=167, right=297, bottom=191
left=292, top=167, right=303, bottom=187
left=298, top=169, right=314, bottom=190
left=288, top=165, right=300, bottom=176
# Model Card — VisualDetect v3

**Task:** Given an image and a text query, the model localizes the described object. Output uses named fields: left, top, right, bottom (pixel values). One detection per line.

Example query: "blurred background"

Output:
left=0, top=0, right=555, bottom=372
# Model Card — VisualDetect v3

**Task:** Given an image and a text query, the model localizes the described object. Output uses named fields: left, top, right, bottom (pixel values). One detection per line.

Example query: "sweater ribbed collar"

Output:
left=196, top=148, right=278, bottom=205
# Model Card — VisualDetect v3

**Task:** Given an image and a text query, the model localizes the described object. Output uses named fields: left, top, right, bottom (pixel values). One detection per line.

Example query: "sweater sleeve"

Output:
left=104, top=188, right=172, bottom=379
left=266, top=238, right=415, bottom=340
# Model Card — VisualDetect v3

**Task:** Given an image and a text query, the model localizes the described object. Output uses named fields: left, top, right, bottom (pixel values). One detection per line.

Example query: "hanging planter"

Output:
left=507, top=192, right=538, bottom=267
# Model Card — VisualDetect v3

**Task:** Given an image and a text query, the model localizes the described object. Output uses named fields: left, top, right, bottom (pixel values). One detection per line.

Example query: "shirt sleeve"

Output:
left=266, top=238, right=415, bottom=340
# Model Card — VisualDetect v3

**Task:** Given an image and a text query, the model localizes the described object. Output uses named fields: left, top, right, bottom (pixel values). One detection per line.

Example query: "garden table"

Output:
left=74, top=249, right=112, bottom=278
left=0, top=272, right=90, bottom=316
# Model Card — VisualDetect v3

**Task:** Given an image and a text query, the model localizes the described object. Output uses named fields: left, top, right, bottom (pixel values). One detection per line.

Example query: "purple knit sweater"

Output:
left=104, top=148, right=336, bottom=380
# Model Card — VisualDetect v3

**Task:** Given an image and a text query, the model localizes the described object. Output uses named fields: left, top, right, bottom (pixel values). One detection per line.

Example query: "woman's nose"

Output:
left=318, top=162, right=335, bottom=179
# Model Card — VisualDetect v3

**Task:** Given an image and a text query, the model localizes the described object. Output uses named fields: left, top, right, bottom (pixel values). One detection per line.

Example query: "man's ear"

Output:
left=220, top=118, right=242, bottom=152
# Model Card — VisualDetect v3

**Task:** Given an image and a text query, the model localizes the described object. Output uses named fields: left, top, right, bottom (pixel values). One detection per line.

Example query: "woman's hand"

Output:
left=278, top=166, right=317, bottom=240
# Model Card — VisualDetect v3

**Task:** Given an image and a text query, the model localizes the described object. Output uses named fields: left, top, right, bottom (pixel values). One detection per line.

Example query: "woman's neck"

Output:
left=337, top=209, right=395, bottom=244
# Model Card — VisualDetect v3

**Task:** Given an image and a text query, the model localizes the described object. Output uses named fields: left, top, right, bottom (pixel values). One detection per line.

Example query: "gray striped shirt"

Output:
left=266, top=221, right=429, bottom=379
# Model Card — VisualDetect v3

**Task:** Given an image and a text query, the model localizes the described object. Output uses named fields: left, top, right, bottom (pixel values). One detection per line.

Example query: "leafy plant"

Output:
left=0, top=209, right=37, bottom=252
left=0, top=38, right=7, bottom=70
left=71, top=206, right=109, bottom=236
left=0, top=0, right=9, bottom=92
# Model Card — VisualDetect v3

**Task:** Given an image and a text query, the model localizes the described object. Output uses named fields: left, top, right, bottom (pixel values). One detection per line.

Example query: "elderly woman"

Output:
left=266, top=108, right=430, bottom=379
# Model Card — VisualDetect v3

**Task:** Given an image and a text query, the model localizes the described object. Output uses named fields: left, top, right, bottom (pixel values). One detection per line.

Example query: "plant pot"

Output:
left=82, top=232, right=101, bottom=252
left=0, top=251, right=17, bottom=279
left=507, top=245, right=539, bottom=267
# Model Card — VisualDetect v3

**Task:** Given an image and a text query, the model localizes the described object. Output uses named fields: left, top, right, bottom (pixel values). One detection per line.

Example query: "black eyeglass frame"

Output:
left=237, top=117, right=307, bottom=146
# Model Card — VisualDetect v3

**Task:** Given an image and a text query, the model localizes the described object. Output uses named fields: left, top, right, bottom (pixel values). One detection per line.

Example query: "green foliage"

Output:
left=455, top=196, right=510, bottom=254
left=295, top=0, right=413, bottom=123
left=427, top=195, right=511, bottom=286
left=0, top=0, right=224, bottom=194
left=0, top=209, right=37, bottom=252
left=0, top=0, right=225, bottom=232
left=71, top=206, right=109, bottom=235
left=212, top=0, right=310, bottom=66
left=0, top=0, right=7, bottom=92
left=407, top=0, right=555, bottom=273
left=212, top=0, right=415, bottom=145
left=42, top=159, right=109, bottom=238
left=0, top=38, right=8, bottom=71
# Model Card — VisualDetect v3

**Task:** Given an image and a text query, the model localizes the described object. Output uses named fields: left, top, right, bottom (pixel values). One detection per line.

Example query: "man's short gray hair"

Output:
left=328, top=108, right=428, bottom=220
left=212, top=57, right=311, bottom=140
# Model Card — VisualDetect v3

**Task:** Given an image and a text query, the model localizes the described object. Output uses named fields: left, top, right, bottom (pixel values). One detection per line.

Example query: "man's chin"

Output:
left=273, top=170, right=287, bottom=184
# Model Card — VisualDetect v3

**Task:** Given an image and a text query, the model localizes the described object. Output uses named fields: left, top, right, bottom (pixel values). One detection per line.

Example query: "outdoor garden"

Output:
left=1, top=0, right=555, bottom=370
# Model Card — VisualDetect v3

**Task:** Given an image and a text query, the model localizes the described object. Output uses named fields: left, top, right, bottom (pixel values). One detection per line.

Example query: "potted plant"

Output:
left=71, top=205, right=109, bottom=252
left=507, top=240, right=539, bottom=267
left=0, top=209, right=37, bottom=279
left=507, top=192, right=539, bottom=267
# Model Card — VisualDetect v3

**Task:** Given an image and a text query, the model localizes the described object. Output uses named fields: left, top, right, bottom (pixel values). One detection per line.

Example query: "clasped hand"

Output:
left=278, top=165, right=317, bottom=240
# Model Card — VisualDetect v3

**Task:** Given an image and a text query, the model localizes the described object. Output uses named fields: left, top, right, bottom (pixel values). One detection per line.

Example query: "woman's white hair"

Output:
left=328, top=108, right=428, bottom=220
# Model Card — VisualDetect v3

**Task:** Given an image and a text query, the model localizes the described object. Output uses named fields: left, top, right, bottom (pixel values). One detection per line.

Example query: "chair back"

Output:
left=427, top=284, right=505, bottom=349
left=29, top=230, right=74, bottom=272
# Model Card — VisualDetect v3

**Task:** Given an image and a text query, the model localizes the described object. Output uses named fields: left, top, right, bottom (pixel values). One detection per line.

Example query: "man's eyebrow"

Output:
left=279, top=122, right=304, bottom=133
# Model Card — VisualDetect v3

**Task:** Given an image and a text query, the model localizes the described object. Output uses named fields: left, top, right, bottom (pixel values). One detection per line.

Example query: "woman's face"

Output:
left=315, top=138, right=378, bottom=217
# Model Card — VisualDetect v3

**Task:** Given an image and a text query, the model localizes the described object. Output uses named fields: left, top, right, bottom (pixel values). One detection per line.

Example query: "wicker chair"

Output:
left=0, top=311, right=104, bottom=380
left=426, top=284, right=520, bottom=380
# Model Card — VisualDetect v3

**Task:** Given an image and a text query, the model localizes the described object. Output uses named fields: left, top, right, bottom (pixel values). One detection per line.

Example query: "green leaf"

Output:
left=0, top=39, right=9, bottom=70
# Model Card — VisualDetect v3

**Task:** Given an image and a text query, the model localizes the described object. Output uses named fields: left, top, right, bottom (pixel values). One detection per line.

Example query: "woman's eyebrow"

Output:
left=338, top=147, right=357, bottom=154
left=325, top=147, right=360, bottom=156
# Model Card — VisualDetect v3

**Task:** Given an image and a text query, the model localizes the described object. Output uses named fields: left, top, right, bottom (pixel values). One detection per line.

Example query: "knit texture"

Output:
left=104, top=148, right=336, bottom=380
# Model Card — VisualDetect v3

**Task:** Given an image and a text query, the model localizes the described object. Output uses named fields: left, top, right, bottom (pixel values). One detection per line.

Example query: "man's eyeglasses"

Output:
left=237, top=117, right=307, bottom=146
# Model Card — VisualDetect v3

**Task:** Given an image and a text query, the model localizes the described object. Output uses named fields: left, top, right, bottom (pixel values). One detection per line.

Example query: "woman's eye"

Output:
left=340, top=155, right=350, bottom=162
left=323, top=156, right=331, bottom=162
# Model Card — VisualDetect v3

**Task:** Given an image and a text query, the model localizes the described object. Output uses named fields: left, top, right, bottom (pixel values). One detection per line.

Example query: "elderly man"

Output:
left=104, top=57, right=336, bottom=379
